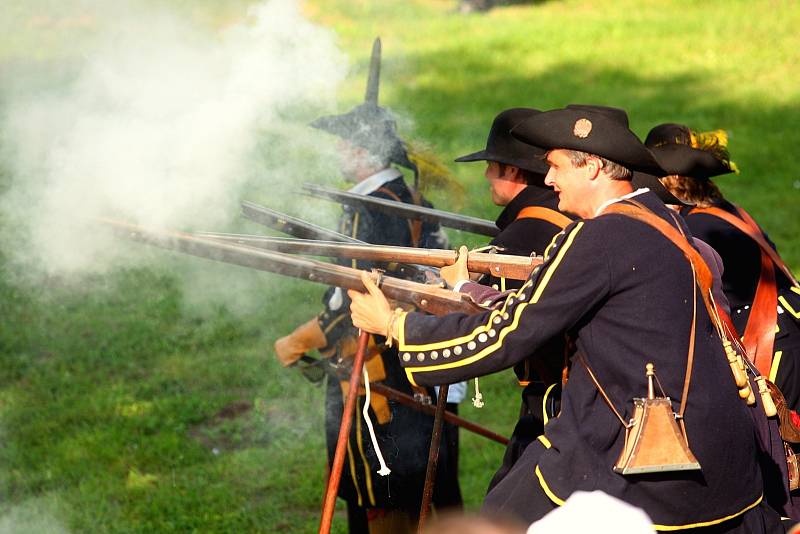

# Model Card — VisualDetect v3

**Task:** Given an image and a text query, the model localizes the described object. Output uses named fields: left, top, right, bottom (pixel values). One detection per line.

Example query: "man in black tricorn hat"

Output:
left=347, top=106, right=781, bottom=531
left=450, top=108, right=573, bottom=290
left=444, top=107, right=572, bottom=490
left=273, top=39, right=458, bottom=533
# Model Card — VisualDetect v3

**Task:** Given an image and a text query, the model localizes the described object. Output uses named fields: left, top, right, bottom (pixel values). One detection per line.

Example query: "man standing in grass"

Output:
left=349, top=106, right=780, bottom=531
left=274, top=97, right=460, bottom=533
left=444, top=107, right=571, bottom=491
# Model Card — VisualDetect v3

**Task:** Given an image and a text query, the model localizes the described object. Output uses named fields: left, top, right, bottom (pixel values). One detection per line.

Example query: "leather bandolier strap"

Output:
left=377, top=186, right=424, bottom=247
left=598, top=202, right=713, bottom=439
left=515, top=206, right=572, bottom=229
left=690, top=206, right=799, bottom=376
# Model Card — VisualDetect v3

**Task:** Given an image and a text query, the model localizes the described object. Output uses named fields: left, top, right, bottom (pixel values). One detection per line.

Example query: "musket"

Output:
left=301, top=182, right=500, bottom=237
left=100, top=218, right=483, bottom=316
left=195, top=232, right=438, bottom=283
left=241, top=200, right=359, bottom=243
left=193, top=234, right=541, bottom=281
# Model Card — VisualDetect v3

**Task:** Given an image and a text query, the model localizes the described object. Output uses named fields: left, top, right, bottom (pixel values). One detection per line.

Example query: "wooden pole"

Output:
left=367, top=381, right=508, bottom=446
left=318, top=331, right=370, bottom=534
left=417, top=384, right=449, bottom=532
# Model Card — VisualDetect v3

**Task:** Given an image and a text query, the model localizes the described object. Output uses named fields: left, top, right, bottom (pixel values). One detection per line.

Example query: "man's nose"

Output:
left=544, top=169, right=556, bottom=187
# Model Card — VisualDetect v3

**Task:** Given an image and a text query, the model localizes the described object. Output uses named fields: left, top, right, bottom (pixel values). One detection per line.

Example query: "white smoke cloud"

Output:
left=0, top=0, right=347, bottom=278
left=0, top=494, right=71, bottom=534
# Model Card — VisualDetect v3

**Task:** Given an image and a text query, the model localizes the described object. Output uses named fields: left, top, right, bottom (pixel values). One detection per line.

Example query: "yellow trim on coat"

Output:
left=534, top=465, right=566, bottom=506
left=542, top=383, right=558, bottom=426
left=405, top=368, right=419, bottom=387
left=531, top=222, right=584, bottom=304
left=346, top=438, right=363, bottom=506
left=500, top=276, right=506, bottom=292
left=792, top=286, right=800, bottom=296
left=537, top=435, right=552, bottom=448
left=396, top=271, right=537, bottom=353
left=535, top=463, right=764, bottom=531
left=399, top=309, right=501, bottom=352
left=779, top=295, right=800, bottom=319
left=652, top=495, right=762, bottom=531
left=402, top=224, right=584, bottom=374
left=770, top=351, right=783, bottom=383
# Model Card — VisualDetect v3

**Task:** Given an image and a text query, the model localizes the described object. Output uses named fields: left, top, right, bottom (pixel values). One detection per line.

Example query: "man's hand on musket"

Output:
left=439, top=245, right=470, bottom=288
left=348, top=272, right=398, bottom=340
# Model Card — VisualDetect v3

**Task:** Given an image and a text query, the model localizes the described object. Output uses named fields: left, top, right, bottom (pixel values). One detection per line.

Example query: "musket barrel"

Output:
left=240, top=200, right=360, bottom=243
left=100, top=218, right=482, bottom=316
left=195, top=233, right=438, bottom=282
left=302, top=183, right=500, bottom=237
left=193, top=234, right=541, bottom=281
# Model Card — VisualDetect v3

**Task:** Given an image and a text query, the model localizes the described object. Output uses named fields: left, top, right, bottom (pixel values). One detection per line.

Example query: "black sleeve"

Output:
left=396, top=220, right=610, bottom=386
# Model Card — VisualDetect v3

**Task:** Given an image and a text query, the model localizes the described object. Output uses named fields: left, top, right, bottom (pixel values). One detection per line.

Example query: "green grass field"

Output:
left=2, top=0, right=799, bottom=532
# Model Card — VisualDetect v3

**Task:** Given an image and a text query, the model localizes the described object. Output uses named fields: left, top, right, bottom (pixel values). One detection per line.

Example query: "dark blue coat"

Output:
left=395, top=191, right=763, bottom=528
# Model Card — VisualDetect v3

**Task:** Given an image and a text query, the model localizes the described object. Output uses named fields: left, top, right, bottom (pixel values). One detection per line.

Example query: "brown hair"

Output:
left=660, top=174, right=724, bottom=207
left=497, top=163, right=546, bottom=186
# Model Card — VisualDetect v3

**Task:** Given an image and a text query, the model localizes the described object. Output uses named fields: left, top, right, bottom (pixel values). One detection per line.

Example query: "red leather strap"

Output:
left=742, top=248, right=778, bottom=375
left=690, top=206, right=798, bottom=286
left=689, top=206, right=786, bottom=374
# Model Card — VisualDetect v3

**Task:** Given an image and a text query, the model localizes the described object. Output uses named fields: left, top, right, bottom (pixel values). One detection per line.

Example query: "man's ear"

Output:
left=503, top=165, right=526, bottom=183
left=584, top=158, right=602, bottom=181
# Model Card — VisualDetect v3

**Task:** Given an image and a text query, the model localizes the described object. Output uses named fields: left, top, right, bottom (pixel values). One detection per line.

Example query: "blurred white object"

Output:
left=435, top=381, right=468, bottom=404
left=528, top=491, right=654, bottom=534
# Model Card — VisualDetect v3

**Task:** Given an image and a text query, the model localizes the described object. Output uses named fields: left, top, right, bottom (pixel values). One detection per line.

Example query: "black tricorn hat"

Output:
left=567, top=110, right=683, bottom=204
left=454, top=108, right=549, bottom=175
left=510, top=106, right=663, bottom=175
left=309, top=37, right=417, bottom=175
left=310, top=102, right=406, bottom=163
left=645, top=123, right=735, bottom=180
left=566, top=104, right=629, bottom=128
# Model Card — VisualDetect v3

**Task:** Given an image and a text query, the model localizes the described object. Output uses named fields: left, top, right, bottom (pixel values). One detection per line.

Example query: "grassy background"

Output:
left=2, top=0, right=799, bottom=532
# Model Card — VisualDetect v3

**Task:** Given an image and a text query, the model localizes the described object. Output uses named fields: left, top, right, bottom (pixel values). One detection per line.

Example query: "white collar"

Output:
left=595, top=187, right=650, bottom=217
left=348, top=167, right=403, bottom=196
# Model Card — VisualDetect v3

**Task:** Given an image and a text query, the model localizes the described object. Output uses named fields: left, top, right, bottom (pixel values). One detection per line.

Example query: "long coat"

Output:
left=395, top=191, right=764, bottom=528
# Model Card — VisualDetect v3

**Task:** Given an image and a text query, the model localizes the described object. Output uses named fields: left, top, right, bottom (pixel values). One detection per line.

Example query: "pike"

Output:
left=99, top=218, right=482, bottom=317
left=301, top=182, right=500, bottom=237
left=194, top=233, right=541, bottom=281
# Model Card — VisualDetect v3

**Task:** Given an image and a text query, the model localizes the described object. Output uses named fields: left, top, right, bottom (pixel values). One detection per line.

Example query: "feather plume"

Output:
left=690, top=129, right=739, bottom=174
left=406, top=142, right=465, bottom=208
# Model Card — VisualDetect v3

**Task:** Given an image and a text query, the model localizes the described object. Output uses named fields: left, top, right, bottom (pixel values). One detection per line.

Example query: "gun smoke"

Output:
left=0, top=0, right=347, bottom=300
